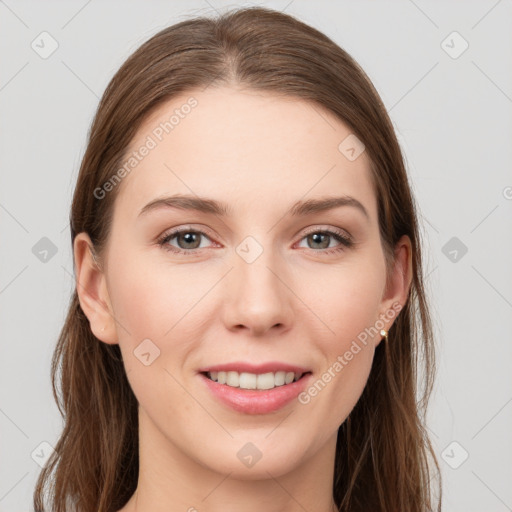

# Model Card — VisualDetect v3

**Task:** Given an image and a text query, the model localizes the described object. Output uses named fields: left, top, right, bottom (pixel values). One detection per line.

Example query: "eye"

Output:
left=157, top=226, right=353, bottom=256
left=296, top=227, right=353, bottom=255
left=157, top=227, right=215, bottom=255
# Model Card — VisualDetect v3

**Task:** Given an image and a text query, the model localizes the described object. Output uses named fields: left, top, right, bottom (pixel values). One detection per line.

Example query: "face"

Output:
left=75, top=86, right=410, bottom=480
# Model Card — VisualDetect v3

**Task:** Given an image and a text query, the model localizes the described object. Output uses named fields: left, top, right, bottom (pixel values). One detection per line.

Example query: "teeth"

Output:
left=206, top=370, right=304, bottom=390
left=274, top=371, right=285, bottom=386
left=226, top=371, right=239, bottom=387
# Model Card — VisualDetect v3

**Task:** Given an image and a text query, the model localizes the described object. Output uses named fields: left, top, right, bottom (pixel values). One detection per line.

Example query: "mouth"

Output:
left=200, top=370, right=312, bottom=391
left=198, top=369, right=314, bottom=414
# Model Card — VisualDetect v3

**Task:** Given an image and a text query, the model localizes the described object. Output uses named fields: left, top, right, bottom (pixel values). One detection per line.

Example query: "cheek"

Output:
left=106, top=247, right=208, bottom=340
left=304, top=255, right=386, bottom=345
left=105, top=248, right=220, bottom=389
left=327, top=344, right=375, bottom=428
left=106, top=253, right=201, bottom=413
left=297, top=254, right=385, bottom=420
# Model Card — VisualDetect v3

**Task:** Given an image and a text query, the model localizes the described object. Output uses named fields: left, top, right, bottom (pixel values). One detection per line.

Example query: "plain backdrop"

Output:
left=1, top=1, right=511, bottom=510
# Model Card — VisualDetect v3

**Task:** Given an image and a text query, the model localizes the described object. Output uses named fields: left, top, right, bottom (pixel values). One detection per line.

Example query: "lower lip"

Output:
left=199, top=373, right=313, bottom=415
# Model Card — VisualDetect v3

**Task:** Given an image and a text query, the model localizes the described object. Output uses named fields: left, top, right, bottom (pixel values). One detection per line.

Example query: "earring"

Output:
left=379, top=329, right=388, bottom=341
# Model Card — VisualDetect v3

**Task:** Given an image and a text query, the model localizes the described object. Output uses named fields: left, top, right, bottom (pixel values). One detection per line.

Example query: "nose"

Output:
left=221, top=251, right=294, bottom=337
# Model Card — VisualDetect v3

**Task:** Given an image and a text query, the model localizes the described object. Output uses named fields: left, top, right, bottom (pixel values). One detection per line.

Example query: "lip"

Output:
left=197, top=361, right=311, bottom=374
left=198, top=371, right=313, bottom=415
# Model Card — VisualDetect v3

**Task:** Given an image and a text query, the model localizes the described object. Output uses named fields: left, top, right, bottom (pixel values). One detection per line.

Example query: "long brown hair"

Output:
left=34, top=6, right=441, bottom=511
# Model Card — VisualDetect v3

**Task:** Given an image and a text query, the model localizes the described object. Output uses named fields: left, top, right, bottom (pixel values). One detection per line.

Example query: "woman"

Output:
left=33, top=6, right=442, bottom=512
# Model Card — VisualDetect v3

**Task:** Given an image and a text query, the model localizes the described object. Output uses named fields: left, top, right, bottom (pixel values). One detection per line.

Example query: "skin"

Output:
left=74, top=86, right=412, bottom=512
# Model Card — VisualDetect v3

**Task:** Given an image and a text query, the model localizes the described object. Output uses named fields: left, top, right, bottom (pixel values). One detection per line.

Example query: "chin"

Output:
left=200, top=442, right=307, bottom=480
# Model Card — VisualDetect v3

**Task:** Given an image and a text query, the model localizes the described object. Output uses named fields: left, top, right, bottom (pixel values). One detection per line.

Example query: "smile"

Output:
left=203, top=370, right=308, bottom=390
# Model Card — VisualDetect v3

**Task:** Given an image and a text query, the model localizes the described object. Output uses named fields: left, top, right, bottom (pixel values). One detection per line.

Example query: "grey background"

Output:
left=1, top=0, right=511, bottom=510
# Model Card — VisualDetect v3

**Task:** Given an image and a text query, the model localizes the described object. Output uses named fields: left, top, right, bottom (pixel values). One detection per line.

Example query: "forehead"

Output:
left=113, top=87, right=376, bottom=222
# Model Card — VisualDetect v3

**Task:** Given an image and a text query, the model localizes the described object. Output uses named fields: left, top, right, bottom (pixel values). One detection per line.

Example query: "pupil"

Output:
left=180, top=232, right=200, bottom=249
left=310, top=233, right=328, bottom=249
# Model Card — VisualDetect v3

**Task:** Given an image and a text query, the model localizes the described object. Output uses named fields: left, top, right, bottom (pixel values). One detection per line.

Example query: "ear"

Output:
left=375, top=234, right=413, bottom=345
left=73, top=232, right=118, bottom=345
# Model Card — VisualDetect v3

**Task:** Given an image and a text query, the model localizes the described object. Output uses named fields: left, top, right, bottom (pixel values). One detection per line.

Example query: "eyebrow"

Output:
left=138, top=194, right=369, bottom=220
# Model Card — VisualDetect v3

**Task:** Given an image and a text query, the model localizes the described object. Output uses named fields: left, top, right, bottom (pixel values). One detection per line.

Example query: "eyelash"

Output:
left=156, top=226, right=353, bottom=256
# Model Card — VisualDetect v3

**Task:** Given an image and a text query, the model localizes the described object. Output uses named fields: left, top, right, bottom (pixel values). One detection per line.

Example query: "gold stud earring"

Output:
left=380, top=329, right=388, bottom=341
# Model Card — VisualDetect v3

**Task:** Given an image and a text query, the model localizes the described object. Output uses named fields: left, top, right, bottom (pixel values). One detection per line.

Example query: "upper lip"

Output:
left=198, top=361, right=311, bottom=375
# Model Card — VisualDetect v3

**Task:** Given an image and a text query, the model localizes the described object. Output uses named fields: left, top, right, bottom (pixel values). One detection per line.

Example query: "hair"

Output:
left=34, top=6, right=442, bottom=512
